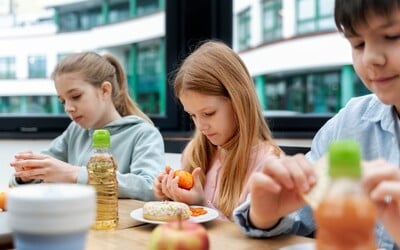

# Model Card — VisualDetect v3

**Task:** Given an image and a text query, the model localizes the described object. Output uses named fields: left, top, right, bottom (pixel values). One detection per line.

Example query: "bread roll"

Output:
left=143, top=201, right=191, bottom=221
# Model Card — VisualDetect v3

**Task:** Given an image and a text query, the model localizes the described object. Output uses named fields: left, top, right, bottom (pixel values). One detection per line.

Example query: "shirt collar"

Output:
left=362, top=95, right=396, bottom=133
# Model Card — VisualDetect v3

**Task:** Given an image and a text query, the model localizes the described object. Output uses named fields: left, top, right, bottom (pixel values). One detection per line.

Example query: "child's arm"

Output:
left=233, top=155, right=317, bottom=237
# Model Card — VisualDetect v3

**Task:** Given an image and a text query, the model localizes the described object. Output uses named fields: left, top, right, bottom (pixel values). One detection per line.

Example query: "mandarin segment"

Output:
left=174, top=170, right=194, bottom=190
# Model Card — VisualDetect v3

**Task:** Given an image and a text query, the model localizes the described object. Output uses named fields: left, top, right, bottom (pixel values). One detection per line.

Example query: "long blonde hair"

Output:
left=174, top=40, right=281, bottom=218
left=51, top=51, right=153, bottom=124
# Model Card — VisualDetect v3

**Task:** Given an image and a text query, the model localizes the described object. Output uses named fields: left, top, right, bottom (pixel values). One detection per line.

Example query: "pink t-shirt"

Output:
left=182, top=142, right=280, bottom=221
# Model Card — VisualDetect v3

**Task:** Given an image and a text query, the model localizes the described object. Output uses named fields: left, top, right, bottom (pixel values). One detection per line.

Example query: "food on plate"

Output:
left=148, top=219, right=209, bottom=250
left=189, top=207, right=207, bottom=217
left=143, top=201, right=192, bottom=222
left=301, top=155, right=330, bottom=209
left=0, top=191, right=7, bottom=211
left=174, top=170, right=194, bottom=190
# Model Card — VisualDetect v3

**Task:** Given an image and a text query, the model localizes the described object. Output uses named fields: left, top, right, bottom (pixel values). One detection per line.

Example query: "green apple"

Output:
left=148, top=220, right=209, bottom=250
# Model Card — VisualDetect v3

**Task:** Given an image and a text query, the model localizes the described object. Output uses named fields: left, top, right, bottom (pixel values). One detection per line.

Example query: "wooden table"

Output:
left=85, top=199, right=314, bottom=250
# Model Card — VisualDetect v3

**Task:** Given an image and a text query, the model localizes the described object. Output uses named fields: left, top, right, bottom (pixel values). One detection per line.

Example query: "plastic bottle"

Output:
left=87, top=129, right=118, bottom=230
left=315, top=140, right=377, bottom=250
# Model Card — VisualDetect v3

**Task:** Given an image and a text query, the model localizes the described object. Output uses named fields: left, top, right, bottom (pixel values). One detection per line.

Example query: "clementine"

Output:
left=174, top=170, right=194, bottom=190
left=0, top=191, right=7, bottom=211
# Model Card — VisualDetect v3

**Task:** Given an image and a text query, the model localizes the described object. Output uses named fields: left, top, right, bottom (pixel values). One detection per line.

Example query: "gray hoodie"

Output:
left=10, top=115, right=165, bottom=201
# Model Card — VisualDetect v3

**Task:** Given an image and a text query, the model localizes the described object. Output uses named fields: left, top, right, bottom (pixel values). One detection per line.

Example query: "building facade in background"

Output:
left=0, top=0, right=368, bottom=117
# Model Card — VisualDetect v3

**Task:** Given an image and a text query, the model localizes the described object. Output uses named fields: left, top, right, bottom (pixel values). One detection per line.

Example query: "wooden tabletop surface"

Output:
left=85, top=199, right=314, bottom=250
left=0, top=199, right=314, bottom=249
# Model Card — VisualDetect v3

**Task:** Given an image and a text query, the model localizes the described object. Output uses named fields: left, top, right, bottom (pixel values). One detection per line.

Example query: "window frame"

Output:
left=295, top=0, right=335, bottom=34
left=262, top=0, right=283, bottom=42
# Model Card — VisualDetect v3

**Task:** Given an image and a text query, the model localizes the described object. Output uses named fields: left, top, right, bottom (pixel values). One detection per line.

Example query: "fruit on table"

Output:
left=0, top=191, right=7, bottom=211
left=174, top=170, right=194, bottom=190
left=148, top=220, right=209, bottom=250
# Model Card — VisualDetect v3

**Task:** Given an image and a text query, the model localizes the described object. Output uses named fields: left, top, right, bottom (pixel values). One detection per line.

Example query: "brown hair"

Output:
left=174, top=40, right=281, bottom=219
left=51, top=52, right=153, bottom=124
left=334, top=0, right=400, bottom=35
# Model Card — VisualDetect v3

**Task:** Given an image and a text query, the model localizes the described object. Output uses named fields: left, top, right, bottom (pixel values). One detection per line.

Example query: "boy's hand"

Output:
left=249, top=154, right=316, bottom=229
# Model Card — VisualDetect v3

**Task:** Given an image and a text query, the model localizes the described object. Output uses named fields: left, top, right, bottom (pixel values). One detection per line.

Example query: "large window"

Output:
left=262, top=0, right=282, bottom=42
left=0, top=96, right=55, bottom=114
left=135, top=39, right=165, bottom=115
left=136, top=0, right=160, bottom=16
left=296, top=0, right=335, bottom=34
left=109, top=2, right=130, bottom=23
left=0, top=57, right=16, bottom=79
left=28, top=55, right=46, bottom=79
left=237, top=8, right=251, bottom=50
left=265, top=70, right=369, bottom=113
left=58, top=12, right=80, bottom=32
left=80, top=7, right=102, bottom=30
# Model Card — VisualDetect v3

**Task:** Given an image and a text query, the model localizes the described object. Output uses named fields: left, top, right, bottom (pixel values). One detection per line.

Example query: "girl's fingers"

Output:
left=191, top=168, right=202, bottom=187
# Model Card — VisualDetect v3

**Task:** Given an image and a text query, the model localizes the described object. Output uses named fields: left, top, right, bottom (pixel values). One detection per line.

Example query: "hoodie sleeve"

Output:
left=9, top=125, right=71, bottom=187
left=114, top=123, right=165, bottom=200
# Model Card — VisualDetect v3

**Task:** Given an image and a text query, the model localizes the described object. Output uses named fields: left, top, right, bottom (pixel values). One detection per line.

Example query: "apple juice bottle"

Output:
left=315, top=140, right=377, bottom=250
left=87, top=129, right=118, bottom=230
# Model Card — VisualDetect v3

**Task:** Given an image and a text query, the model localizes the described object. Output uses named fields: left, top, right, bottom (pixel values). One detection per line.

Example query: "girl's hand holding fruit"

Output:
left=154, top=166, right=206, bottom=205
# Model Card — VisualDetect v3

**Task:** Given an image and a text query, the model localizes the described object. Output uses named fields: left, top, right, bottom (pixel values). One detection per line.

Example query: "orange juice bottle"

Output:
left=315, top=140, right=377, bottom=250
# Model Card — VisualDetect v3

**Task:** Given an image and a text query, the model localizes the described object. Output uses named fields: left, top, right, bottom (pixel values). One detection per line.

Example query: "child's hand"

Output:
left=363, top=159, right=400, bottom=244
left=160, top=167, right=205, bottom=205
left=153, top=166, right=172, bottom=200
left=249, top=154, right=316, bottom=229
left=10, top=152, right=80, bottom=183
left=11, top=151, right=34, bottom=182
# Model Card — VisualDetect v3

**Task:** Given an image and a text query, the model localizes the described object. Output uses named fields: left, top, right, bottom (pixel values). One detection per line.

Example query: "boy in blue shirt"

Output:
left=233, top=1, right=400, bottom=249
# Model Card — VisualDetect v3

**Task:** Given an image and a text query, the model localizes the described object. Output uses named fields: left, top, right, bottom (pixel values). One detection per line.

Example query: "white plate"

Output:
left=130, top=206, right=219, bottom=225
left=0, top=212, right=12, bottom=245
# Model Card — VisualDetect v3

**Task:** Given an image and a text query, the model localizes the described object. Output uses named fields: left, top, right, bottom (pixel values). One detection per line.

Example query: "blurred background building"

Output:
left=0, top=0, right=369, bottom=132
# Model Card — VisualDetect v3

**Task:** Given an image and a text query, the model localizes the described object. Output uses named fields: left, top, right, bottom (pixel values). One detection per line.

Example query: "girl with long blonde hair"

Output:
left=153, top=40, right=282, bottom=220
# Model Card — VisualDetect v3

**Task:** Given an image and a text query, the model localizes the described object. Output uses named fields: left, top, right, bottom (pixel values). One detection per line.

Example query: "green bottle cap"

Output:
left=328, top=140, right=361, bottom=178
left=92, top=129, right=110, bottom=148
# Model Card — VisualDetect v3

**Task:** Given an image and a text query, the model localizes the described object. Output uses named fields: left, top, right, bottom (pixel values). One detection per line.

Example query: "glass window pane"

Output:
left=136, top=40, right=163, bottom=115
left=319, top=0, right=334, bottom=16
left=0, top=57, right=16, bottom=79
left=109, top=3, right=130, bottom=23
left=265, top=71, right=343, bottom=113
left=28, top=55, right=46, bottom=79
left=80, top=8, right=102, bottom=30
left=298, top=0, right=315, bottom=19
left=238, top=8, right=251, bottom=50
left=318, top=17, right=335, bottom=30
left=59, top=12, right=79, bottom=32
left=136, top=0, right=159, bottom=16
left=262, top=0, right=282, bottom=42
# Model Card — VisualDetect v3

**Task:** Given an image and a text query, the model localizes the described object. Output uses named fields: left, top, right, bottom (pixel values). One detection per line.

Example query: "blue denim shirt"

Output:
left=233, top=94, right=400, bottom=250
